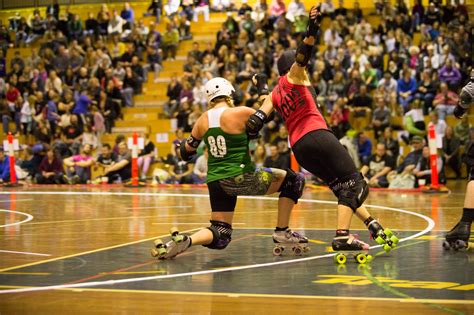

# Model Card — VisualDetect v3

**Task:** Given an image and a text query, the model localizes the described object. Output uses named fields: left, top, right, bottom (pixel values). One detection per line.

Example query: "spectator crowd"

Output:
left=0, top=0, right=472, bottom=188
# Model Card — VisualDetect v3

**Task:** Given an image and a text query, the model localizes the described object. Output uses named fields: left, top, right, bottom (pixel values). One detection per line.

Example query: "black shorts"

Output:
left=292, top=129, right=358, bottom=186
left=207, top=168, right=275, bottom=212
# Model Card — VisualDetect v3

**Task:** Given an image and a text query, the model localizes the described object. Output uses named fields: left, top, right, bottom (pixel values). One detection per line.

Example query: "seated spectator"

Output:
left=362, top=63, right=378, bottom=91
left=84, top=12, right=99, bottom=38
left=143, top=46, right=162, bottom=83
left=36, top=148, right=66, bottom=184
left=429, top=110, right=447, bottom=140
left=397, top=135, right=425, bottom=174
left=403, top=100, right=426, bottom=141
left=63, top=144, right=94, bottom=184
left=193, top=147, right=208, bottom=184
left=442, top=126, right=461, bottom=179
left=82, top=124, right=98, bottom=150
left=454, top=115, right=471, bottom=144
left=145, top=0, right=162, bottom=24
left=438, top=59, right=462, bottom=90
left=415, top=70, right=437, bottom=115
left=263, top=145, right=289, bottom=169
left=380, top=127, right=400, bottom=163
left=361, top=143, right=395, bottom=188
left=286, top=0, right=306, bottom=22
left=414, top=146, right=445, bottom=185
left=68, top=14, right=83, bottom=40
left=164, top=75, right=182, bottom=118
left=272, top=125, right=289, bottom=146
left=0, top=146, right=11, bottom=183
left=161, top=23, right=179, bottom=61
left=164, top=0, right=180, bottom=17
left=397, top=69, right=417, bottom=112
left=372, top=96, right=390, bottom=138
left=137, top=133, right=156, bottom=180
left=62, top=114, right=83, bottom=155
left=120, top=2, right=135, bottom=29
left=166, top=155, right=195, bottom=184
left=108, top=10, right=125, bottom=36
left=350, top=84, right=373, bottom=131
left=194, top=0, right=210, bottom=22
left=357, top=131, right=372, bottom=165
left=253, top=145, right=267, bottom=168
left=175, top=98, right=192, bottom=131
left=433, top=82, right=459, bottom=121
left=104, top=142, right=132, bottom=183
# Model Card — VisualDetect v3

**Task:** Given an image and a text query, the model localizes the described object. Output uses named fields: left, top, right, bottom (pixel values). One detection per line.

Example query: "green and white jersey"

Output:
left=203, top=107, right=254, bottom=183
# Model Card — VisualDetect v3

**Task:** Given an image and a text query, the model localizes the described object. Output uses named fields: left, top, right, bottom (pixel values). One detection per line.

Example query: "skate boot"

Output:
left=151, top=227, right=192, bottom=259
left=367, top=219, right=399, bottom=252
left=272, top=228, right=309, bottom=256
left=443, top=221, right=471, bottom=251
left=332, top=234, right=372, bottom=265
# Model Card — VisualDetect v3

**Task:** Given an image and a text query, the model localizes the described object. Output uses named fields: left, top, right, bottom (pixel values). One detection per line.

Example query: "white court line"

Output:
left=0, top=209, right=34, bottom=228
left=0, top=250, right=50, bottom=257
left=0, top=191, right=435, bottom=295
left=152, top=222, right=246, bottom=225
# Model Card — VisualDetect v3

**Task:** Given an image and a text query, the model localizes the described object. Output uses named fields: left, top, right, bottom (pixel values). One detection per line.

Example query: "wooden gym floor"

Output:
left=0, top=184, right=472, bottom=314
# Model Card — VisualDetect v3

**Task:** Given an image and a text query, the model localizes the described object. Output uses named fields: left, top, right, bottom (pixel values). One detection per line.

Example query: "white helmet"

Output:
left=205, top=77, right=235, bottom=103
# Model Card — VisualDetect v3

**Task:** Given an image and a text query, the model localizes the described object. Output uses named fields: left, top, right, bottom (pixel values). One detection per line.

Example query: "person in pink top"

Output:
left=63, top=144, right=94, bottom=184
left=269, top=0, right=286, bottom=20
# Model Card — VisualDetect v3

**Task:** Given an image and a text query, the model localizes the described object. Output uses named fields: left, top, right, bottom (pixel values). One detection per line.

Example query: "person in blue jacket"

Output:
left=397, top=69, right=417, bottom=112
left=0, top=146, right=11, bottom=183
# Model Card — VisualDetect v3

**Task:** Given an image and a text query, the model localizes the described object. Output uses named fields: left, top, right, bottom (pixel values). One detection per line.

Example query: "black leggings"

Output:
left=292, top=129, right=358, bottom=186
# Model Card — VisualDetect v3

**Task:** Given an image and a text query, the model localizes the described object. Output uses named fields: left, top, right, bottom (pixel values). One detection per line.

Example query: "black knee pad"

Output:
left=330, top=173, right=369, bottom=212
left=203, top=220, right=233, bottom=250
left=279, top=168, right=306, bottom=204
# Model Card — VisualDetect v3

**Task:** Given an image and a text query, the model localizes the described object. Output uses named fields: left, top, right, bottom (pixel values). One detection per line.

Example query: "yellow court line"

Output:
left=0, top=285, right=472, bottom=305
left=0, top=228, right=199, bottom=273
left=0, top=272, right=50, bottom=275
left=99, top=271, right=166, bottom=275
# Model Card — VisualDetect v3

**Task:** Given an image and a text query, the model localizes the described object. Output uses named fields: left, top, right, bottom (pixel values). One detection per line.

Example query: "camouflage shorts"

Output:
left=219, top=168, right=275, bottom=196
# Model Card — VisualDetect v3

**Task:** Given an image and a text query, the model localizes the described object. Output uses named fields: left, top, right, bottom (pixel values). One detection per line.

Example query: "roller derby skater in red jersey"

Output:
left=443, top=71, right=474, bottom=251
left=246, top=6, right=398, bottom=262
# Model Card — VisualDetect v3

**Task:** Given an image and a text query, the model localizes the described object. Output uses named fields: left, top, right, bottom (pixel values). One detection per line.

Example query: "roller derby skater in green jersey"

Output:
left=151, top=77, right=308, bottom=260
left=246, top=6, right=398, bottom=264
left=443, top=71, right=474, bottom=251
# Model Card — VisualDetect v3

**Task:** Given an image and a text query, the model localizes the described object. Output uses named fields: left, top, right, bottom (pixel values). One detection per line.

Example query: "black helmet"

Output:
left=277, top=50, right=296, bottom=76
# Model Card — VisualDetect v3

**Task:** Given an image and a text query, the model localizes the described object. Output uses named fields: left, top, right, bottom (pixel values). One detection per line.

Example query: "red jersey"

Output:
left=271, top=75, right=328, bottom=146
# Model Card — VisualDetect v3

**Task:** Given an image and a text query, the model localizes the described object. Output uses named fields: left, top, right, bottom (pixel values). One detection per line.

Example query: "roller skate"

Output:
left=272, top=228, right=309, bottom=256
left=332, top=234, right=373, bottom=265
left=367, top=220, right=399, bottom=252
left=150, top=227, right=192, bottom=259
left=442, top=221, right=471, bottom=251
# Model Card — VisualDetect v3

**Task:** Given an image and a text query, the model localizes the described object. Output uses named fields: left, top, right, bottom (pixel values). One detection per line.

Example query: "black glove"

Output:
left=178, top=140, right=196, bottom=162
left=306, top=5, right=322, bottom=38
left=453, top=105, right=467, bottom=119
left=246, top=110, right=267, bottom=139
left=252, top=73, right=269, bottom=97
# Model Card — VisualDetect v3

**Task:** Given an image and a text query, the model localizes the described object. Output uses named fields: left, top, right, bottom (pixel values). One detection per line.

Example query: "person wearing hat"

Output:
left=396, top=135, right=425, bottom=175
left=246, top=6, right=398, bottom=254
left=152, top=77, right=308, bottom=259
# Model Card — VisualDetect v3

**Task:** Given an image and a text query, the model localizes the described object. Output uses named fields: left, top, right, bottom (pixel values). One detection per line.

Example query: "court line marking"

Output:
left=123, top=206, right=192, bottom=210
left=0, top=191, right=435, bottom=295
left=0, top=199, right=33, bottom=203
left=0, top=250, right=50, bottom=257
left=0, top=227, right=200, bottom=273
left=0, top=286, right=472, bottom=305
left=0, top=209, right=34, bottom=228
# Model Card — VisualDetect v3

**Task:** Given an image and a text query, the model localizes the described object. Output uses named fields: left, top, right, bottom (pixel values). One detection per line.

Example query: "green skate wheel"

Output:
left=334, top=253, right=347, bottom=264
left=366, top=255, right=373, bottom=262
left=153, top=239, right=164, bottom=247
left=355, top=253, right=367, bottom=264
left=384, top=228, right=393, bottom=237
left=170, top=227, right=179, bottom=237
left=173, top=234, right=185, bottom=243
left=390, top=235, right=399, bottom=245
left=375, top=235, right=385, bottom=245
left=151, top=247, right=166, bottom=257
left=383, top=243, right=391, bottom=253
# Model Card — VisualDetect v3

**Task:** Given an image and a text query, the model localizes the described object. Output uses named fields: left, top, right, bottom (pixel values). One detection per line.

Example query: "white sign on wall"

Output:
left=3, top=140, right=20, bottom=151
left=156, top=133, right=169, bottom=143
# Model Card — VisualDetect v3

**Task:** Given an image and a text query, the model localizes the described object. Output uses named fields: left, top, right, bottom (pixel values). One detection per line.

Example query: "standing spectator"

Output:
left=36, top=148, right=65, bottom=184
left=433, top=82, right=459, bottom=121
left=137, top=133, right=156, bottom=180
left=161, top=23, right=179, bottom=61
left=397, top=69, right=417, bottom=112
left=442, top=126, right=461, bottom=179
left=361, top=143, right=395, bottom=188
